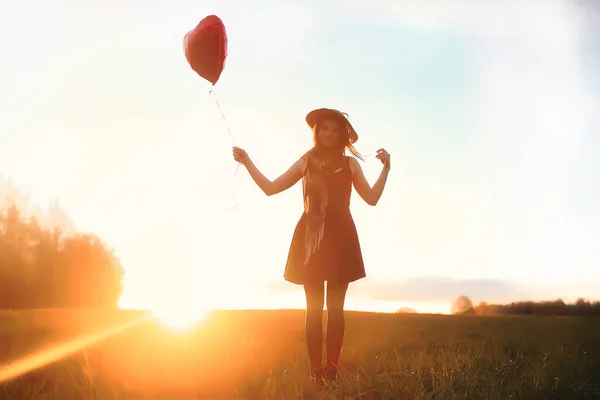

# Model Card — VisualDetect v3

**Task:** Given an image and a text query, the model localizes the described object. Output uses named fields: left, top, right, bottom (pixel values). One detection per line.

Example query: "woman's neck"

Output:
left=312, top=145, right=344, bottom=158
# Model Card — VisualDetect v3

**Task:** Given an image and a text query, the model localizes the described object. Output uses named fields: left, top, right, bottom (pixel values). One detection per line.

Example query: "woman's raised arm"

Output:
left=233, top=147, right=306, bottom=196
left=348, top=153, right=390, bottom=206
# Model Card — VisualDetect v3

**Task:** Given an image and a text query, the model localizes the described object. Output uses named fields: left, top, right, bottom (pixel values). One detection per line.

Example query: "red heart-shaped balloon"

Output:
left=184, top=15, right=228, bottom=85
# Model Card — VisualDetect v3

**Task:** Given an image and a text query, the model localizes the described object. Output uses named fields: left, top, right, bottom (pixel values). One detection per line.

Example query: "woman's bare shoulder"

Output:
left=347, top=155, right=360, bottom=169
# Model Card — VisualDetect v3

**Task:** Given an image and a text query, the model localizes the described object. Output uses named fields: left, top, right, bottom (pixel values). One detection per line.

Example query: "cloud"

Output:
left=265, top=277, right=523, bottom=303
left=308, top=277, right=598, bottom=304
left=351, top=277, right=525, bottom=303
left=266, top=275, right=600, bottom=305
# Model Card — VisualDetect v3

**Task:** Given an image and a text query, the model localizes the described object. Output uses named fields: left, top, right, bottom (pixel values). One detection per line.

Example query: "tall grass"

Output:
left=1, top=310, right=598, bottom=399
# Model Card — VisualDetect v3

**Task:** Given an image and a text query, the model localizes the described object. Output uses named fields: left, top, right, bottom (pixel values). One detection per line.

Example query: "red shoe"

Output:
left=310, top=367, right=324, bottom=382
left=324, top=365, right=339, bottom=381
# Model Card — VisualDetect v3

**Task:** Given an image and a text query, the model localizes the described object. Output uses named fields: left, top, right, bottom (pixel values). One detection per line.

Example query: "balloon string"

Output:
left=223, top=162, right=240, bottom=210
left=210, top=86, right=236, bottom=146
left=209, top=85, right=240, bottom=210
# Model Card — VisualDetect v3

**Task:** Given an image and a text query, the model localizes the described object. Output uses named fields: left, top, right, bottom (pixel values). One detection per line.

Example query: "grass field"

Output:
left=0, top=309, right=599, bottom=399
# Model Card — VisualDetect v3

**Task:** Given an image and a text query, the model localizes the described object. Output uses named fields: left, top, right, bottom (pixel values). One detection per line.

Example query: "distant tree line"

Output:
left=450, top=295, right=600, bottom=317
left=0, top=180, right=123, bottom=309
left=474, top=298, right=600, bottom=317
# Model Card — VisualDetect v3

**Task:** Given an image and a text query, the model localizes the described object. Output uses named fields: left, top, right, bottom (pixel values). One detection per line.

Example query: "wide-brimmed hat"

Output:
left=305, top=108, right=358, bottom=144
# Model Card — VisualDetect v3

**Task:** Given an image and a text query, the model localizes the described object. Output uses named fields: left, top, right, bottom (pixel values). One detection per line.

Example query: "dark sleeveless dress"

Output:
left=284, top=156, right=366, bottom=284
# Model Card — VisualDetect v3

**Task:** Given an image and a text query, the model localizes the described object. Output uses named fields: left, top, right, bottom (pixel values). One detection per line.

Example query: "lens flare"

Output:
left=152, top=307, right=211, bottom=331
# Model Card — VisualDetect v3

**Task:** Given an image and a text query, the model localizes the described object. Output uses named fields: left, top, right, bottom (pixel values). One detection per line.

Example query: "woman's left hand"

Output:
left=376, top=148, right=391, bottom=170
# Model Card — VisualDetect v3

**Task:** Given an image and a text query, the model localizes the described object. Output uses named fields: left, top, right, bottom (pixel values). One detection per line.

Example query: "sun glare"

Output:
left=152, top=307, right=211, bottom=331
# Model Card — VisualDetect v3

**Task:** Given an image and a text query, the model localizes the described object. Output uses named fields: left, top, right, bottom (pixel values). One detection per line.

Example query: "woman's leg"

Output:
left=303, top=280, right=325, bottom=376
left=325, top=281, right=349, bottom=377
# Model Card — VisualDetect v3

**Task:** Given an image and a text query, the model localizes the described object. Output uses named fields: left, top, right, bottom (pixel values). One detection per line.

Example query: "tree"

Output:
left=451, top=295, right=475, bottom=315
left=0, top=179, right=124, bottom=309
left=60, top=233, right=124, bottom=308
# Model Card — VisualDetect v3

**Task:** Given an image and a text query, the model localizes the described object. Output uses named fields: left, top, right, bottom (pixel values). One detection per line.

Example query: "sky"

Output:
left=1, top=0, right=599, bottom=314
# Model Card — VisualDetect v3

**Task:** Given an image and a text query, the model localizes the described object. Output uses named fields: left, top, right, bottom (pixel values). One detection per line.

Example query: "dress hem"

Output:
left=283, top=273, right=367, bottom=285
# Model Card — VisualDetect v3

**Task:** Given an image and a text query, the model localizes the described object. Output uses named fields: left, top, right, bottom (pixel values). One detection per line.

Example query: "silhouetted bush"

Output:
left=396, top=307, right=417, bottom=314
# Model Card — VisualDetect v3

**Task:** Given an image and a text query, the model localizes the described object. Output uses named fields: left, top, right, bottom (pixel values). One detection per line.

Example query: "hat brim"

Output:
left=306, top=108, right=358, bottom=144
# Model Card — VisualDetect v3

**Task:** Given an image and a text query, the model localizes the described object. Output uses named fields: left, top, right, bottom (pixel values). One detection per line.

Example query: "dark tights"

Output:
left=303, top=280, right=349, bottom=373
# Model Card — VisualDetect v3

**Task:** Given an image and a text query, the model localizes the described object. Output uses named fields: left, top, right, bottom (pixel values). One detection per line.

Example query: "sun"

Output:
left=152, top=306, right=211, bottom=331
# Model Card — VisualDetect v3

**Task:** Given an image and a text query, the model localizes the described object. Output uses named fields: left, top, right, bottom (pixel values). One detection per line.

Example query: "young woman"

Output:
left=232, top=108, right=390, bottom=381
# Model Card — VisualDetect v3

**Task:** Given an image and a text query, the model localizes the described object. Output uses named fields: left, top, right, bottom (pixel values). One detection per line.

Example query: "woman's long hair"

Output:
left=311, top=115, right=364, bottom=161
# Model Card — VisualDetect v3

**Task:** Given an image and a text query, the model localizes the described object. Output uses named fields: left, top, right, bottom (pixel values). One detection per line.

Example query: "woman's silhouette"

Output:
left=232, top=108, right=390, bottom=381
